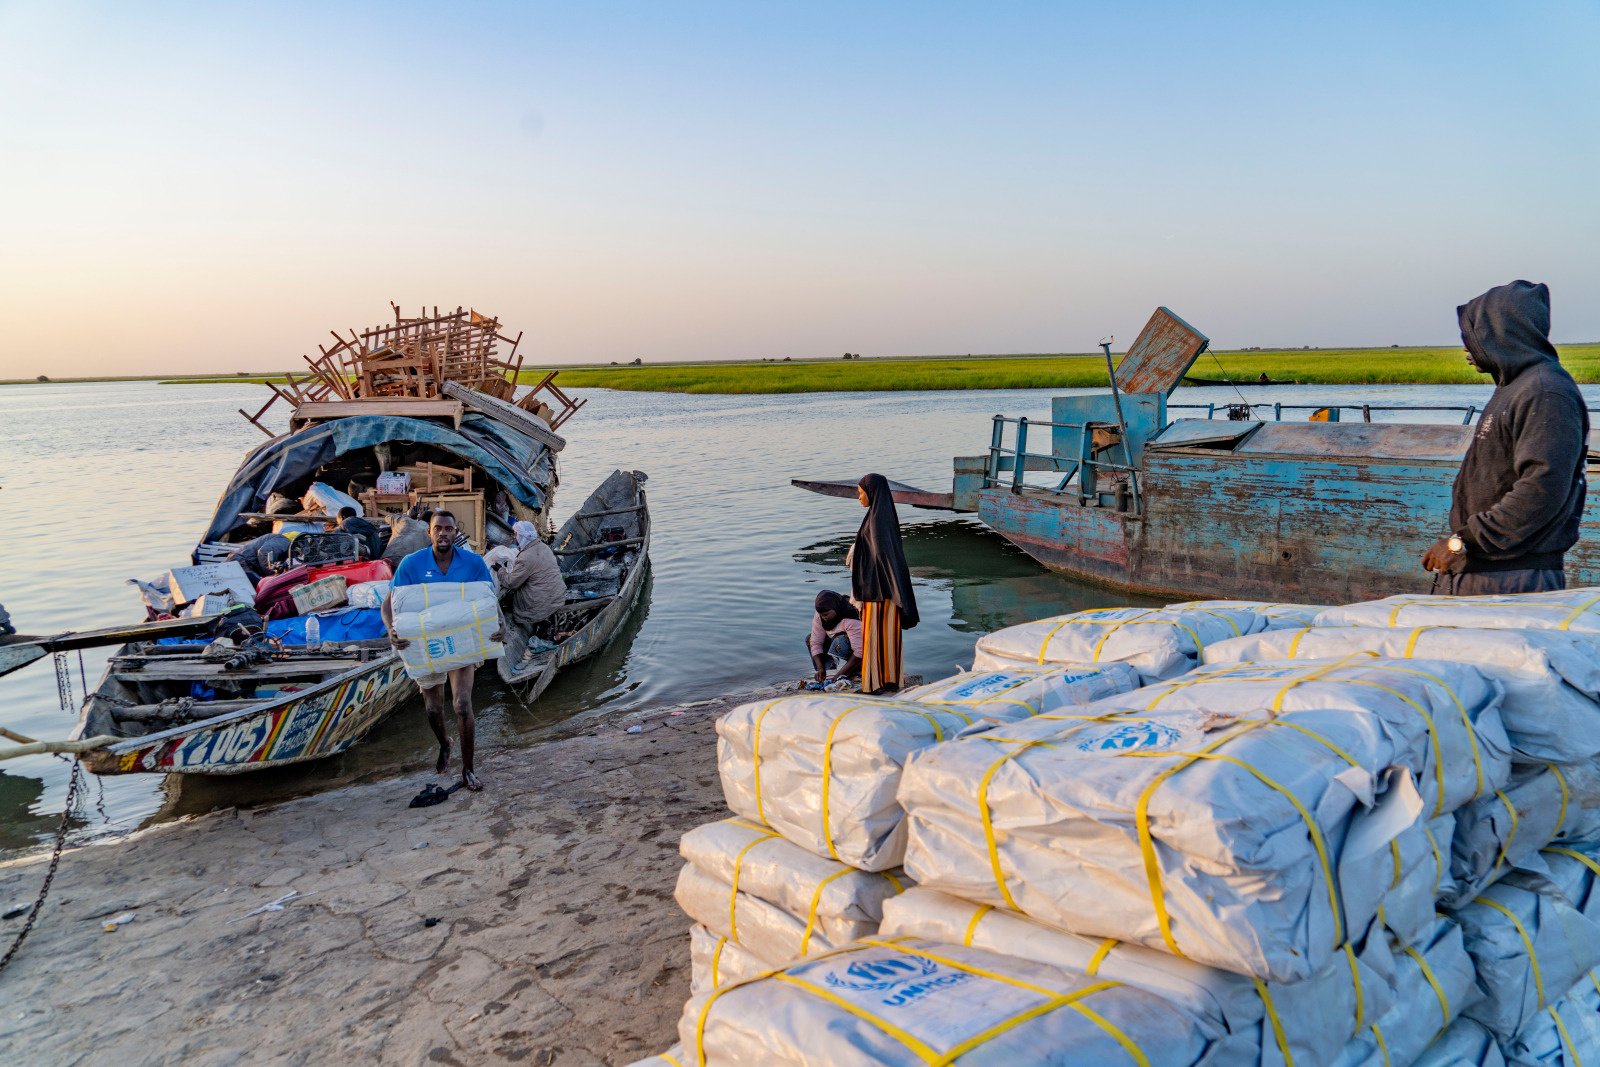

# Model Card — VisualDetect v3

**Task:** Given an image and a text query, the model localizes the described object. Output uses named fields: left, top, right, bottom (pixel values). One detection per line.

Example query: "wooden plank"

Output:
left=789, top=478, right=958, bottom=512
left=113, top=657, right=358, bottom=682
left=1114, top=307, right=1211, bottom=396
left=9, top=616, right=219, bottom=656
left=441, top=380, right=566, bottom=452
left=290, top=399, right=463, bottom=430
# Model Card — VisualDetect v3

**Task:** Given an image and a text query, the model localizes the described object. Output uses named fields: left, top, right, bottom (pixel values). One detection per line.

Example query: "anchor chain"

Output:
left=53, top=650, right=75, bottom=712
left=0, top=758, right=82, bottom=975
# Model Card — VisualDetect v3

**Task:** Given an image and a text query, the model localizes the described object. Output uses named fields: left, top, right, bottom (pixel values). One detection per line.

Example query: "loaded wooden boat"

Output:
left=70, top=305, right=587, bottom=775
left=499, top=470, right=651, bottom=699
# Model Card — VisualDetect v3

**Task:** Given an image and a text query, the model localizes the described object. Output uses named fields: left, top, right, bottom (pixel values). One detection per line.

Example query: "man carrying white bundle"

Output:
left=381, top=510, right=501, bottom=791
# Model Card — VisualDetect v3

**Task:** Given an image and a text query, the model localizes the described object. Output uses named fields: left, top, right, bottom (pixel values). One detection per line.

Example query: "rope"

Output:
left=0, top=758, right=82, bottom=974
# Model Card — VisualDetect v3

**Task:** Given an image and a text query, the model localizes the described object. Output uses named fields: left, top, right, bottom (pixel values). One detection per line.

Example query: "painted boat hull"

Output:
left=79, top=653, right=413, bottom=775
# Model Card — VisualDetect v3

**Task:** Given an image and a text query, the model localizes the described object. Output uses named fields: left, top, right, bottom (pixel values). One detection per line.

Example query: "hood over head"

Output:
left=1458, top=280, right=1559, bottom=385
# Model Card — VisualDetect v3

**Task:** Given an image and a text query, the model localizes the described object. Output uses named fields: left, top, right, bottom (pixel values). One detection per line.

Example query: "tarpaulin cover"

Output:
left=674, top=863, right=865, bottom=965
left=1501, top=973, right=1600, bottom=1066
left=1538, top=841, right=1600, bottom=924
left=972, top=606, right=1274, bottom=682
left=1331, top=916, right=1480, bottom=1067
left=202, top=413, right=554, bottom=545
left=675, top=937, right=1222, bottom=1066
left=1447, top=765, right=1593, bottom=909
left=1412, top=1018, right=1506, bottom=1067
left=1455, top=871, right=1600, bottom=1039
left=265, top=607, right=386, bottom=646
left=1204, top=625, right=1600, bottom=764
left=898, top=663, right=1141, bottom=719
left=689, top=924, right=772, bottom=996
left=1166, top=599, right=1329, bottom=629
left=1314, top=588, right=1600, bottom=634
left=898, top=658, right=1509, bottom=981
left=880, top=887, right=1391, bottom=1067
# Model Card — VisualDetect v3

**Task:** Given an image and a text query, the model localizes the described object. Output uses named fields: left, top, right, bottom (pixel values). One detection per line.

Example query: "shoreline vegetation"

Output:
left=6, top=344, right=1599, bottom=393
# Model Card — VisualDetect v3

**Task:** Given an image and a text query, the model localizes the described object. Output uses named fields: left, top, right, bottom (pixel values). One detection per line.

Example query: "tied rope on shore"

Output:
left=0, top=757, right=83, bottom=976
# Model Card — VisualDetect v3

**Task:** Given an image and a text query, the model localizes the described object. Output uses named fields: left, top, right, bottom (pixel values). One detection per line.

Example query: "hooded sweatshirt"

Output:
left=1450, top=280, right=1588, bottom=572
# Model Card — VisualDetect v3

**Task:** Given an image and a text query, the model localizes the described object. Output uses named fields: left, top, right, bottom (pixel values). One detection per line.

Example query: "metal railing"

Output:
left=986, top=415, right=1142, bottom=512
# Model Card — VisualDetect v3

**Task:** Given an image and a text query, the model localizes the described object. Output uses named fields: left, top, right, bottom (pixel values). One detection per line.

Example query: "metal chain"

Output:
left=0, top=758, right=82, bottom=975
left=53, top=651, right=75, bottom=712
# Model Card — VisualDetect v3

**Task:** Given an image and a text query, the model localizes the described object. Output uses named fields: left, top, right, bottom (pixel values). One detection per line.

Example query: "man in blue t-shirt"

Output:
left=380, top=510, right=500, bottom=791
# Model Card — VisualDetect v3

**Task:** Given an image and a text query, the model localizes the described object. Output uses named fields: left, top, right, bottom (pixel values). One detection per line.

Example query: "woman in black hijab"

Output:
left=852, top=473, right=918, bottom=693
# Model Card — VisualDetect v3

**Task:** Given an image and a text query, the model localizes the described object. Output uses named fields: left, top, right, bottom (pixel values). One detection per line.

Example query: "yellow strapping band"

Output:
left=728, top=832, right=780, bottom=941
left=1343, top=943, right=1366, bottom=1035
left=1341, top=677, right=1448, bottom=814
left=977, top=742, right=1048, bottom=912
left=1551, top=1005, right=1583, bottom=1067
left=1370, top=1023, right=1392, bottom=1067
left=1358, top=663, right=1486, bottom=802
left=799, top=867, right=854, bottom=954
left=1424, top=822, right=1444, bottom=898
left=1389, top=839, right=1404, bottom=889
left=1086, top=938, right=1118, bottom=977
left=1474, top=896, right=1546, bottom=1007
left=1035, top=617, right=1080, bottom=664
left=1403, top=945, right=1451, bottom=1031
left=1545, top=846, right=1600, bottom=881
left=1061, top=1000, right=1151, bottom=1067
left=749, top=698, right=788, bottom=824
left=1250, top=978, right=1294, bottom=1066
left=1492, top=790, right=1520, bottom=875
left=1549, top=763, right=1571, bottom=831
left=819, top=704, right=876, bottom=861
left=1560, top=594, right=1600, bottom=631
left=774, top=974, right=939, bottom=1063
left=710, top=936, right=727, bottom=986
left=1590, top=969, right=1600, bottom=998
left=963, top=905, right=993, bottom=947
left=662, top=1052, right=683, bottom=1067
left=1401, top=626, right=1432, bottom=657
left=882, top=870, right=905, bottom=893
left=1286, top=627, right=1312, bottom=657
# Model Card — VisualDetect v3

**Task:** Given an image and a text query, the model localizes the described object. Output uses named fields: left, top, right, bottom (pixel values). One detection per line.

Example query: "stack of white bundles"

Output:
left=1204, top=625, right=1600, bottom=763
left=1446, top=765, right=1577, bottom=908
left=971, top=605, right=1273, bottom=681
left=898, top=662, right=1141, bottom=719
left=1312, top=588, right=1600, bottom=633
left=688, top=926, right=770, bottom=995
left=881, top=886, right=1393, bottom=1067
left=1166, top=599, right=1328, bottom=629
left=1453, top=873, right=1600, bottom=1041
left=1500, top=975, right=1600, bottom=1065
left=1331, top=916, right=1480, bottom=1067
left=390, top=581, right=504, bottom=678
left=675, top=937, right=1225, bottom=1065
left=716, top=667, right=1140, bottom=870
left=674, top=818, right=910, bottom=968
left=899, top=658, right=1511, bottom=981
left=1413, top=1019, right=1506, bottom=1067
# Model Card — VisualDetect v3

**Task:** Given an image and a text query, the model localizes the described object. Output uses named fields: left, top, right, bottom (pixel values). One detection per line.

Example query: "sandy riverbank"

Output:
left=0, top=690, right=761, bottom=1065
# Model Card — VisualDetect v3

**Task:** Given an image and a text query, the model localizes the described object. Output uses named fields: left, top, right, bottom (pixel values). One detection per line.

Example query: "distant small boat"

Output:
left=498, top=470, right=651, bottom=699
left=1181, top=376, right=1299, bottom=386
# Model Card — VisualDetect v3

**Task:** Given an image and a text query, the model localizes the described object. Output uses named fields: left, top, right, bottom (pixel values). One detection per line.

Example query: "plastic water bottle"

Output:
left=305, top=615, right=321, bottom=649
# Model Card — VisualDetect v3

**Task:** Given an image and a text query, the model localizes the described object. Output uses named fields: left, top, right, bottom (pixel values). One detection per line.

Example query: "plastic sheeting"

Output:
left=200, top=413, right=554, bottom=545
left=346, top=580, right=391, bottom=610
left=302, top=481, right=363, bottom=518
left=1331, top=916, right=1480, bottom=1067
left=898, top=663, right=1141, bottom=719
left=1412, top=1018, right=1507, bottom=1067
left=679, top=819, right=909, bottom=932
left=1447, top=765, right=1591, bottom=909
left=718, top=692, right=1033, bottom=871
left=1539, top=842, right=1600, bottom=924
left=899, top=658, right=1509, bottom=981
left=880, top=886, right=1391, bottom=1067
left=675, top=937, right=1223, bottom=1066
left=1368, top=812, right=1459, bottom=947
left=1166, top=599, right=1329, bottom=630
left=1455, top=872, right=1600, bottom=1040
left=1313, top=589, right=1600, bottom=634
left=390, top=581, right=504, bottom=678
left=1501, top=974, right=1600, bottom=1066
left=1203, top=626, right=1600, bottom=764
left=675, top=863, right=871, bottom=966
left=265, top=606, right=386, bottom=646
left=971, top=606, right=1273, bottom=682
left=689, top=924, right=774, bottom=996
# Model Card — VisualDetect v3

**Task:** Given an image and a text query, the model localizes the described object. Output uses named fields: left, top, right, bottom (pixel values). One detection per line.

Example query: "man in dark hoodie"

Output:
left=1423, top=281, right=1588, bottom=593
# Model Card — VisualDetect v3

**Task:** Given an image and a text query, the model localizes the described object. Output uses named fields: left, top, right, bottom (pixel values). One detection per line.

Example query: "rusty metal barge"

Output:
left=799, top=308, right=1600, bottom=604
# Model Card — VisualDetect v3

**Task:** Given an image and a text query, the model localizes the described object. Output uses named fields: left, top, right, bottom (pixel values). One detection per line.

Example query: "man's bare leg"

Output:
left=421, top=682, right=452, bottom=773
left=450, top=665, right=481, bottom=790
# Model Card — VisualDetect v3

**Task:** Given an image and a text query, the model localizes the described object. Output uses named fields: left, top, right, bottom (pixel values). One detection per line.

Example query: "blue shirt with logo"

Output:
left=391, top=546, right=494, bottom=588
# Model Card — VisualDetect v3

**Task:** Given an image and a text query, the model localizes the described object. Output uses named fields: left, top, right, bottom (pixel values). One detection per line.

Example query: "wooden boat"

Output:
left=499, top=470, right=651, bottom=699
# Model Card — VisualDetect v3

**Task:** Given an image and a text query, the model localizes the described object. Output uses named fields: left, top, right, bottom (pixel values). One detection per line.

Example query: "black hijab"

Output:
left=814, top=590, right=859, bottom=621
left=851, top=473, right=919, bottom=629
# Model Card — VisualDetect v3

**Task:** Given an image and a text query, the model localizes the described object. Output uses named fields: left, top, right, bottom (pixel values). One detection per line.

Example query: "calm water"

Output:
left=2, top=377, right=1583, bottom=852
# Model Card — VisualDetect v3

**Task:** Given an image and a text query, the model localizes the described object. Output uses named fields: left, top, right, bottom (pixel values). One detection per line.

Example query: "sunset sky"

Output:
left=1, top=1, right=1596, bottom=377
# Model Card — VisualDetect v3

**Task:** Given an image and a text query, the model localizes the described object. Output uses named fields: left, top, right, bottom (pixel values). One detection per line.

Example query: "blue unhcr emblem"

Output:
left=822, top=954, right=940, bottom=992
left=1077, top=722, right=1181, bottom=753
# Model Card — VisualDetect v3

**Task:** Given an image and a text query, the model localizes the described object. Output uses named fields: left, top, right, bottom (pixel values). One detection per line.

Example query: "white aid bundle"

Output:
left=1166, top=599, right=1328, bottom=629
left=677, top=937, right=1222, bottom=1066
left=899, top=663, right=1141, bottom=718
left=1553, top=761, right=1600, bottom=842
left=1365, top=812, right=1458, bottom=945
left=1313, top=588, right=1600, bottom=634
left=899, top=658, right=1510, bottom=981
left=719, top=690, right=1047, bottom=871
left=1455, top=873, right=1600, bottom=1040
left=1413, top=1019, right=1507, bottom=1067
left=675, top=864, right=873, bottom=965
left=971, top=605, right=1272, bottom=682
left=1331, top=916, right=1480, bottom=1067
left=390, top=581, right=504, bottom=678
left=1447, top=765, right=1578, bottom=908
left=880, top=887, right=1391, bottom=1067
left=1204, top=625, right=1600, bottom=763
left=1501, top=974, right=1600, bottom=1066
left=689, top=925, right=772, bottom=995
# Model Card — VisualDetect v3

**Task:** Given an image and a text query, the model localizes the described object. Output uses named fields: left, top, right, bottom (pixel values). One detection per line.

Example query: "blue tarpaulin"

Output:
left=266, top=607, right=388, bottom=645
left=201, top=413, right=554, bottom=545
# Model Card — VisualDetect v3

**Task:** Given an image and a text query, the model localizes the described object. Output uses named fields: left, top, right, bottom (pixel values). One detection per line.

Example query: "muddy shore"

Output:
left=0, top=690, right=759, bottom=1065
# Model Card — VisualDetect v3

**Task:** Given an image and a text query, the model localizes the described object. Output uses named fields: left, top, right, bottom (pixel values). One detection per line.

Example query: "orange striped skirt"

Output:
left=860, top=600, right=903, bottom=694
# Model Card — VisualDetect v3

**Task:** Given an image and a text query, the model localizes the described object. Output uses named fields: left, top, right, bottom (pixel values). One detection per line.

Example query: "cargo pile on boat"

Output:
left=638, top=588, right=1600, bottom=1066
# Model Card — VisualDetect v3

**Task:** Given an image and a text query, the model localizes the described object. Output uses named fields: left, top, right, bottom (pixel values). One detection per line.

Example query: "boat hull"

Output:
left=82, top=654, right=413, bottom=775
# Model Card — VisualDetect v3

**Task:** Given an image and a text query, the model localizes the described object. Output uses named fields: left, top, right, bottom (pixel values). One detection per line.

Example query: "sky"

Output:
left=0, top=1, right=1597, bottom=377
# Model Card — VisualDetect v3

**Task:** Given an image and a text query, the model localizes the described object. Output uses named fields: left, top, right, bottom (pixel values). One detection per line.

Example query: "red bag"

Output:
left=307, top=559, right=393, bottom=587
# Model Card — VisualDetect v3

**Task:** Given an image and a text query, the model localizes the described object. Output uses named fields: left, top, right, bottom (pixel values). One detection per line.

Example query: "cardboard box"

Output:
left=167, top=562, right=255, bottom=608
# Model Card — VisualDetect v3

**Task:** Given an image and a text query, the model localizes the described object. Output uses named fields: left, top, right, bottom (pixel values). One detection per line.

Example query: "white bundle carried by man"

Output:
left=1330, top=916, right=1480, bottom=1067
left=675, top=818, right=910, bottom=965
left=688, top=924, right=772, bottom=995
left=1166, top=599, right=1328, bottom=630
left=1412, top=1019, right=1507, bottom=1067
left=716, top=666, right=1139, bottom=871
left=1204, top=625, right=1600, bottom=763
left=389, top=581, right=504, bottom=679
left=1454, top=872, right=1600, bottom=1040
left=1312, top=588, right=1600, bottom=634
left=899, top=657, right=1511, bottom=981
left=971, top=605, right=1273, bottom=681
left=880, top=887, right=1392, bottom=1067
left=675, top=937, right=1224, bottom=1066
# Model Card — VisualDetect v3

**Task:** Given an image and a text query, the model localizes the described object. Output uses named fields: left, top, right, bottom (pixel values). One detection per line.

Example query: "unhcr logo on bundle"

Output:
left=1077, top=722, right=1181, bottom=753
left=822, top=953, right=973, bottom=1007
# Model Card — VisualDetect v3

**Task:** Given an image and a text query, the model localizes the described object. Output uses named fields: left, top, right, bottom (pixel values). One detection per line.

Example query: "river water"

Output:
left=1, top=377, right=1580, bottom=852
